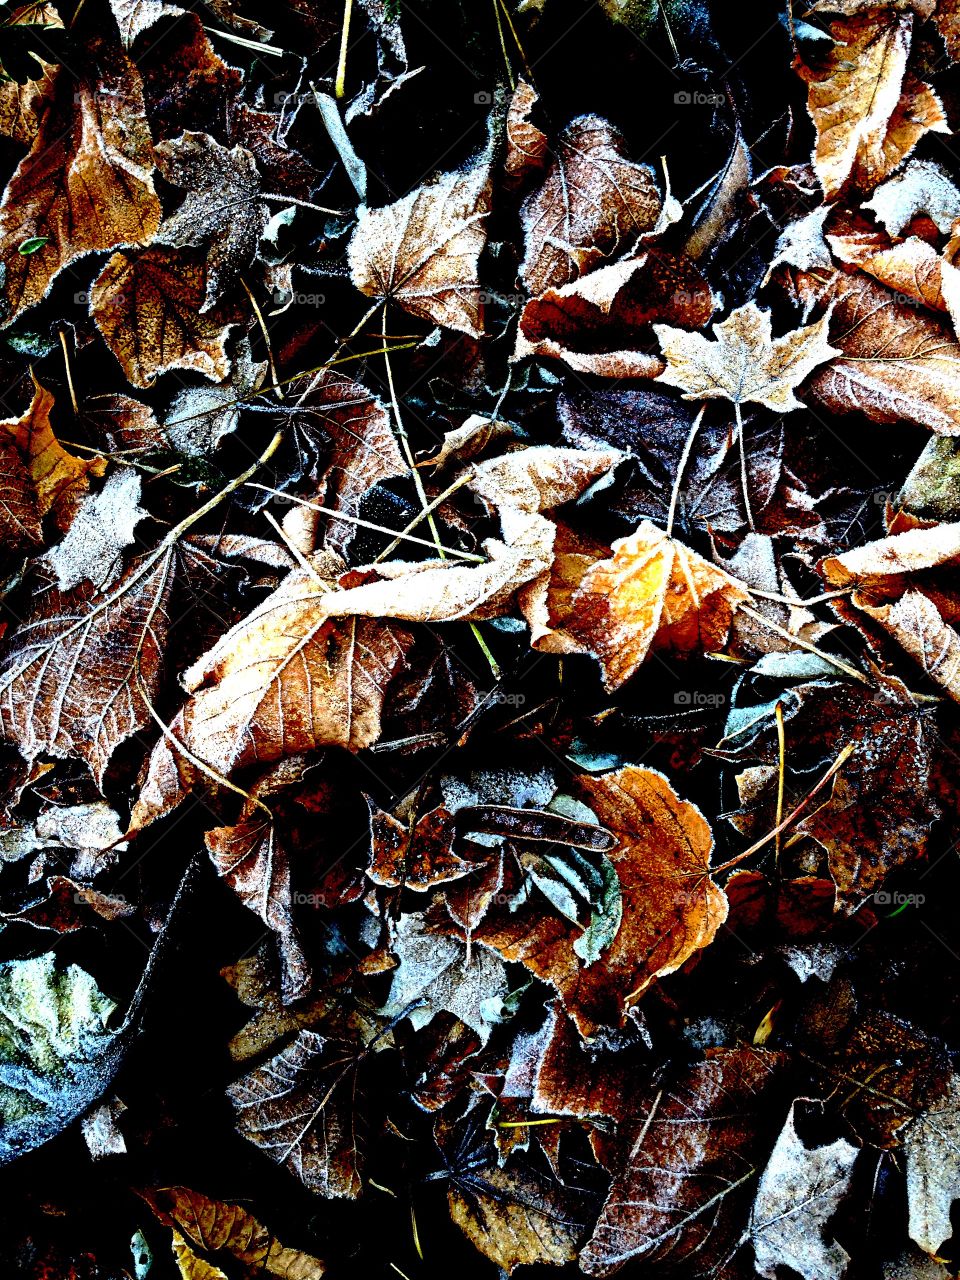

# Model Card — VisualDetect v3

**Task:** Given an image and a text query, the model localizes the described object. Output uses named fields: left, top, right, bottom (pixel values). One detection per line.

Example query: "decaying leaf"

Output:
left=43, top=469, right=149, bottom=590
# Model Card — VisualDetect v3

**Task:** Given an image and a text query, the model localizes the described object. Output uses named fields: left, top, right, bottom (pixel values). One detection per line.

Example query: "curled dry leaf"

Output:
left=469, top=765, right=727, bottom=1037
left=797, top=8, right=947, bottom=199
left=90, top=245, right=241, bottom=387
left=568, top=520, right=751, bottom=690
left=503, top=77, right=547, bottom=191
left=0, top=548, right=175, bottom=789
left=827, top=222, right=960, bottom=334
left=348, top=149, right=491, bottom=337
left=654, top=300, right=838, bottom=412
left=141, top=1186, right=325, bottom=1278
left=0, top=42, right=160, bottom=319
left=520, top=114, right=662, bottom=296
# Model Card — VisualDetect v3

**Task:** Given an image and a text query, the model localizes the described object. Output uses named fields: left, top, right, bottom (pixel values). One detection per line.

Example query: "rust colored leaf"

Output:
left=503, top=78, right=547, bottom=192
left=520, top=115, right=663, bottom=296
left=471, top=766, right=727, bottom=1037
left=90, top=245, right=241, bottom=388
left=0, top=43, right=160, bottom=319
left=568, top=521, right=751, bottom=691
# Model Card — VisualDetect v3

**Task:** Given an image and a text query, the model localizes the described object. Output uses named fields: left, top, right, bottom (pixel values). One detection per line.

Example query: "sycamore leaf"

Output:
left=796, top=269, right=960, bottom=434
left=155, top=132, right=266, bottom=309
left=654, top=301, right=838, bottom=412
left=0, top=548, right=175, bottom=789
left=226, top=1028, right=366, bottom=1198
left=43, top=469, right=149, bottom=591
left=520, top=114, right=663, bottom=296
left=141, top=1186, right=325, bottom=1278
left=90, top=245, right=241, bottom=387
left=568, top=520, right=751, bottom=691
left=797, top=8, right=947, bottom=199
left=750, top=1103, right=859, bottom=1280
left=0, top=951, right=122, bottom=1164
left=580, top=1049, right=788, bottom=1275
left=470, top=766, right=727, bottom=1037
left=131, top=562, right=410, bottom=828
left=0, top=43, right=160, bottom=319
left=0, top=376, right=104, bottom=533
left=348, top=150, right=491, bottom=337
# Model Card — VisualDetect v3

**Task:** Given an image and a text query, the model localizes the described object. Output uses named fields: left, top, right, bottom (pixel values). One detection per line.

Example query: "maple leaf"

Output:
left=568, top=520, right=751, bottom=690
left=797, top=8, right=947, bottom=199
left=348, top=149, right=491, bottom=337
left=90, top=245, right=242, bottom=387
left=520, top=114, right=663, bottom=296
left=155, top=131, right=267, bottom=309
left=468, top=765, right=727, bottom=1037
left=141, top=1186, right=325, bottom=1278
left=0, top=41, right=160, bottom=319
left=654, top=301, right=838, bottom=412
left=226, top=1028, right=368, bottom=1198
left=0, top=548, right=175, bottom=789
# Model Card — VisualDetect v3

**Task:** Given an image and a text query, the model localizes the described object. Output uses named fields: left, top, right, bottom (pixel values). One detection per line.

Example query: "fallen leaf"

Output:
left=43, top=469, right=149, bottom=591
left=0, top=41, right=160, bottom=318
left=750, top=1101, right=859, bottom=1280
left=654, top=300, right=838, bottom=412
left=568, top=520, right=751, bottom=690
left=226, top=1028, right=367, bottom=1198
left=904, top=1072, right=960, bottom=1254
left=155, top=132, right=267, bottom=309
left=0, top=548, right=175, bottom=788
left=90, top=245, right=241, bottom=387
left=863, top=159, right=960, bottom=235
left=580, top=1048, right=788, bottom=1275
left=348, top=149, right=491, bottom=337
left=109, top=0, right=181, bottom=47
left=503, top=77, right=547, bottom=191
left=142, top=1186, right=325, bottom=1277
left=520, top=114, right=663, bottom=296
left=470, top=766, right=727, bottom=1037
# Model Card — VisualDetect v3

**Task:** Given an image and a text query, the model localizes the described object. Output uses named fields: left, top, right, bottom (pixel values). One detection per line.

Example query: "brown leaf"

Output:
left=797, top=9, right=946, bottom=199
left=471, top=766, right=727, bottom=1037
left=90, top=245, right=241, bottom=388
left=514, top=251, right=714, bottom=378
left=348, top=150, right=491, bottom=337
left=0, top=42, right=160, bottom=319
left=503, top=77, right=547, bottom=192
left=932, top=0, right=960, bottom=58
left=131, top=562, right=410, bottom=827
left=365, top=799, right=468, bottom=890
left=568, top=521, right=751, bottom=691
left=796, top=269, right=960, bottom=434
left=206, top=758, right=312, bottom=1004
left=828, top=222, right=960, bottom=332
left=141, top=1186, right=325, bottom=1278
left=0, top=376, right=104, bottom=534
left=580, top=1048, right=788, bottom=1276
left=226, top=1028, right=365, bottom=1198
left=520, top=115, right=663, bottom=296
left=155, top=131, right=266, bottom=309
left=0, top=548, right=175, bottom=788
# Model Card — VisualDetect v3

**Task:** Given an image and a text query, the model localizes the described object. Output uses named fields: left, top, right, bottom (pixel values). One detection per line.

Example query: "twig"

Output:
left=241, top=278, right=282, bottom=400
left=58, top=328, right=79, bottom=416
left=774, top=700, right=785, bottom=865
left=373, top=471, right=474, bottom=563
left=336, top=0, right=354, bottom=98
left=739, top=603, right=867, bottom=683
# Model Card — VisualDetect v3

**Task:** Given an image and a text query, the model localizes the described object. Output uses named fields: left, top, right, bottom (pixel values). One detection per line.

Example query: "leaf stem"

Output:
left=336, top=0, right=354, bottom=99
left=666, top=403, right=706, bottom=537
left=734, top=400, right=755, bottom=532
